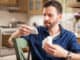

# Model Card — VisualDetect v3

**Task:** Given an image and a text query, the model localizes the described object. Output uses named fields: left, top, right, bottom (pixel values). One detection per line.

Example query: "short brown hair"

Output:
left=43, top=0, right=63, bottom=14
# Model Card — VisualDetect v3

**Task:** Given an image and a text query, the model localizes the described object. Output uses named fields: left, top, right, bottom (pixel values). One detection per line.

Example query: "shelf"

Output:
left=0, top=0, right=17, bottom=6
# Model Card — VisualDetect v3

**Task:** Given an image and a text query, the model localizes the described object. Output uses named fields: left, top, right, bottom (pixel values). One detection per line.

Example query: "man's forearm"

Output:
left=71, top=53, right=80, bottom=60
left=64, top=51, right=80, bottom=60
left=8, top=31, right=20, bottom=47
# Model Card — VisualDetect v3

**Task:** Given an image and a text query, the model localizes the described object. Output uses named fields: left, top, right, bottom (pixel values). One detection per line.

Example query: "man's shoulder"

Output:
left=63, top=29, right=76, bottom=38
left=37, top=26, right=45, bottom=29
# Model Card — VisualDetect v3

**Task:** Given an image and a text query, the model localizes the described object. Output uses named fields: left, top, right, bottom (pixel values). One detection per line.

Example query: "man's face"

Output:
left=43, top=6, right=62, bottom=28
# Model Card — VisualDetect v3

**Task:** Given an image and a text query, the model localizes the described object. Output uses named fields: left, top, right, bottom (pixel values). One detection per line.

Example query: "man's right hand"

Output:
left=8, top=25, right=33, bottom=47
left=18, top=25, right=34, bottom=36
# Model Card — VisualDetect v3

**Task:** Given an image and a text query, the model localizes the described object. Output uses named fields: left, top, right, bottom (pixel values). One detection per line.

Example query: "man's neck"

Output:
left=48, top=24, right=60, bottom=36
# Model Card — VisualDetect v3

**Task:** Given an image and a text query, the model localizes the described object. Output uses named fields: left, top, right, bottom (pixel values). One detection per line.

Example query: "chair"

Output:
left=13, top=38, right=30, bottom=60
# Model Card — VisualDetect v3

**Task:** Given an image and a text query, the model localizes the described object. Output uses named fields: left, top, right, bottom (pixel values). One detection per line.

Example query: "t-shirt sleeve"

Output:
left=69, top=34, right=80, bottom=53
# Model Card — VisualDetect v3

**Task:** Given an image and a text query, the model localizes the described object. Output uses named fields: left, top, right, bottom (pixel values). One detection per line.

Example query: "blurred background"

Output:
left=0, top=0, right=80, bottom=60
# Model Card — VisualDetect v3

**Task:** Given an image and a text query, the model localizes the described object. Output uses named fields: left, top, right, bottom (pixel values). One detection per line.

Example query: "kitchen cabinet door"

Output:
left=0, top=0, right=17, bottom=6
left=27, top=0, right=43, bottom=16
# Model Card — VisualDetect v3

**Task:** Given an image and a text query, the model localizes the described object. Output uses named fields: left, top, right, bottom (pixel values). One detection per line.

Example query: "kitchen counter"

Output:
left=0, top=28, right=17, bottom=35
left=0, top=28, right=17, bottom=48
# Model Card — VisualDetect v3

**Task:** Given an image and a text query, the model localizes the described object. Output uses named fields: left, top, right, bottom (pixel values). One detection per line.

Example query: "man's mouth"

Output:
left=44, top=21, right=50, bottom=24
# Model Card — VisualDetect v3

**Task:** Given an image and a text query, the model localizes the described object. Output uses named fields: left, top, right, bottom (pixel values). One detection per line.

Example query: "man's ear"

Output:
left=58, top=14, right=62, bottom=20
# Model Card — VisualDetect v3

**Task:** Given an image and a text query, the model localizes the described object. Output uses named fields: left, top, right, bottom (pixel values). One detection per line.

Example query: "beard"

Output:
left=44, top=20, right=58, bottom=29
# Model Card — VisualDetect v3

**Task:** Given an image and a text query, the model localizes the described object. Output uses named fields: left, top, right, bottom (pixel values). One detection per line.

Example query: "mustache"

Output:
left=44, top=21, right=50, bottom=24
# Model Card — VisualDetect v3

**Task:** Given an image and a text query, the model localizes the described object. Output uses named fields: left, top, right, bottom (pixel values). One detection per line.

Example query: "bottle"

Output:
left=31, top=26, right=38, bottom=35
left=42, top=36, right=53, bottom=48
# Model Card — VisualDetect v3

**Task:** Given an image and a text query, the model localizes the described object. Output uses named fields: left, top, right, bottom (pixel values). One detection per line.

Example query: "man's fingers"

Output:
left=45, top=42, right=56, bottom=50
left=44, top=43, right=55, bottom=55
left=20, top=28, right=31, bottom=33
left=21, top=25, right=33, bottom=31
left=19, top=25, right=33, bottom=33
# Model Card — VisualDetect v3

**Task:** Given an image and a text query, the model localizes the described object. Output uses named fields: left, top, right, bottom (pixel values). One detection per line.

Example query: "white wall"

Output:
left=27, top=15, right=44, bottom=26
left=61, top=13, right=76, bottom=32
left=0, top=10, right=27, bottom=26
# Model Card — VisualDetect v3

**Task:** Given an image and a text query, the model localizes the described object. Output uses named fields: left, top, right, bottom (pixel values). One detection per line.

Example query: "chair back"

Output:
left=13, top=38, right=29, bottom=60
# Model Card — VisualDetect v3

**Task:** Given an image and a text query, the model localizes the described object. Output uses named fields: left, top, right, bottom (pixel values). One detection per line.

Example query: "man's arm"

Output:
left=8, top=29, right=21, bottom=47
left=43, top=42, right=80, bottom=60
left=69, top=34, right=80, bottom=60
left=8, top=25, right=33, bottom=47
left=70, top=53, right=80, bottom=60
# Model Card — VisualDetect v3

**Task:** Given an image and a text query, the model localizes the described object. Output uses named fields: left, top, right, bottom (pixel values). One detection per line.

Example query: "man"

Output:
left=8, top=0, right=80, bottom=60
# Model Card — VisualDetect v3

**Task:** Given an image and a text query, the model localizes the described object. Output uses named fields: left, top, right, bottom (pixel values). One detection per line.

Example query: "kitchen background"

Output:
left=0, top=0, right=80, bottom=60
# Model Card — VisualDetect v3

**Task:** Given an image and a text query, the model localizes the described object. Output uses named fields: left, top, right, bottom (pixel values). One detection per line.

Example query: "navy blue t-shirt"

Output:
left=21, top=25, right=80, bottom=60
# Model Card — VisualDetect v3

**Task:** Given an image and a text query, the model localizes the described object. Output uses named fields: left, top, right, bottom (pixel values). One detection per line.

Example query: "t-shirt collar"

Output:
left=43, top=24, right=65, bottom=37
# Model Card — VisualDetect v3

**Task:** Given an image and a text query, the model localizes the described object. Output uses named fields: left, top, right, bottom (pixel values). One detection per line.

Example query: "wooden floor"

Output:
left=0, top=47, right=30, bottom=60
left=0, top=53, right=28, bottom=60
left=0, top=54, right=16, bottom=60
left=0, top=47, right=15, bottom=57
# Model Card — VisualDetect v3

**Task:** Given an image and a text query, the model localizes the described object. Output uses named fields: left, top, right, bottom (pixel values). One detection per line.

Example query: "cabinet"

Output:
left=2, top=34, right=11, bottom=47
left=27, top=0, right=43, bottom=16
left=0, top=0, right=17, bottom=6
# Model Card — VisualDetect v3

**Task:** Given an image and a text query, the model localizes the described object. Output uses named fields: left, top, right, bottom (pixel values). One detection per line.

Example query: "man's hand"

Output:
left=8, top=25, right=33, bottom=47
left=18, top=25, right=33, bottom=36
left=43, top=42, right=68, bottom=58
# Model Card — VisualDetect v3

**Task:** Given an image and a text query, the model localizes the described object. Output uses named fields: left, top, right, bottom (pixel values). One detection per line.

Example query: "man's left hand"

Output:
left=43, top=42, right=68, bottom=58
